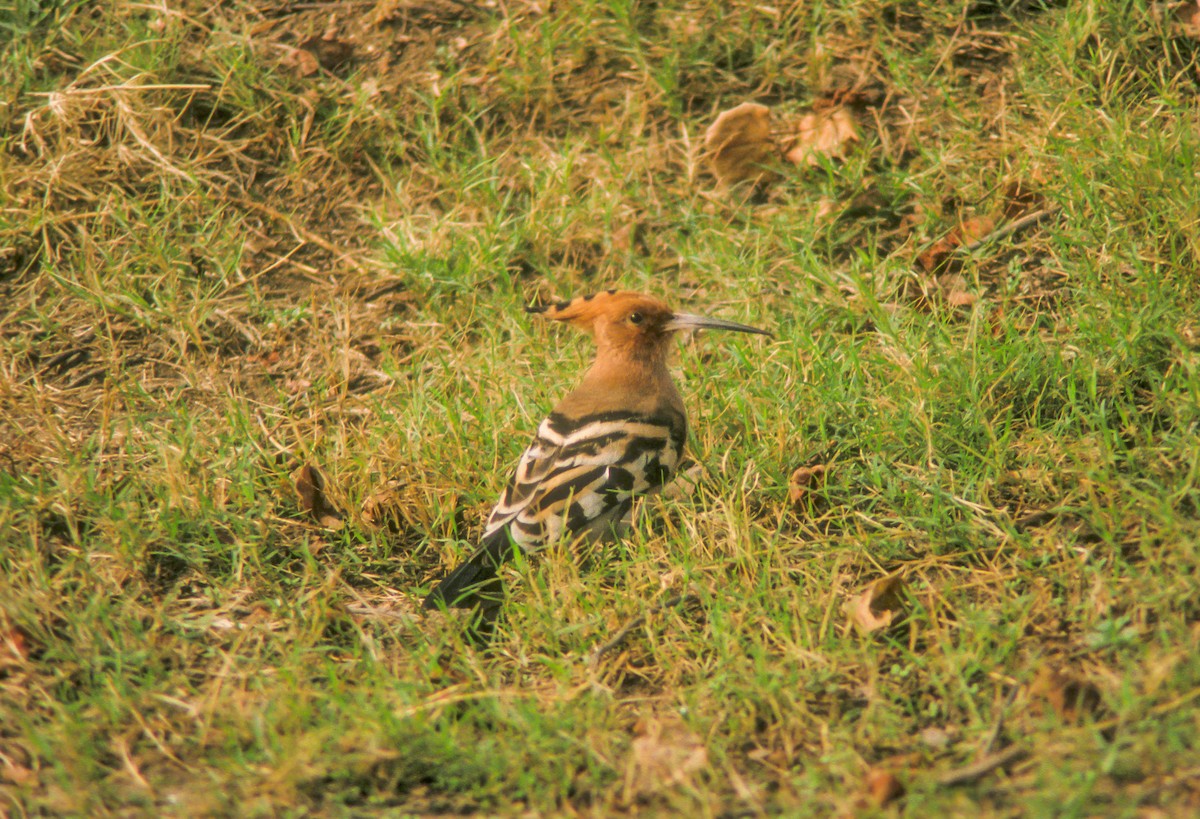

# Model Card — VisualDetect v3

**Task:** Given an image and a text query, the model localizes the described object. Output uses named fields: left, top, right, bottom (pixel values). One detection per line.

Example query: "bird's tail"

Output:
left=423, top=557, right=501, bottom=611
left=423, top=547, right=507, bottom=644
left=423, top=529, right=512, bottom=612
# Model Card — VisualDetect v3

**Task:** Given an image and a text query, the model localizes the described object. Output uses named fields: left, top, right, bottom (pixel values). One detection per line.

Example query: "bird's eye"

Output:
left=628, top=311, right=644, bottom=325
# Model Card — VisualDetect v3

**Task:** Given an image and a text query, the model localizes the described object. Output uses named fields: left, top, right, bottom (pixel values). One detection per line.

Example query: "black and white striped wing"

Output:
left=425, top=408, right=686, bottom=612
left=481, top=409, right=687, bottom=555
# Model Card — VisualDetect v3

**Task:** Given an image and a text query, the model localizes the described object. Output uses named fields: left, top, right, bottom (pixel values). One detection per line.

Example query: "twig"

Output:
left=1013, top=508, right=1062, bottom=532
left=590, top=593, right=699, bottom=664
left=30, top=84, right=212, bottom=96
left=982, top=685, right=1020, bottom=756
left=234, top=196, right=365, bottom=272
left=935, top=745, right=1028, bottom=788
left=955, top=206, right=1062, bottom=255
left=344, top=604, right=417, bottom=625
left=65, top=366, right=109, bottom=390
left=32, top=331, right=97, bottom=378
left=36, top=347, right=90, bottom=375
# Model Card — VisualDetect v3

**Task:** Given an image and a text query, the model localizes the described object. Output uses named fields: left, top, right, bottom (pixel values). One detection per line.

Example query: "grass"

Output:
left=3, top=0, right=1200, bottom=814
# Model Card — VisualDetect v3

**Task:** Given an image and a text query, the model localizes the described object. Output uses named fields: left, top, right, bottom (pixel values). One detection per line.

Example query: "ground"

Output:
left=2, top=0, right=1200, bottom=815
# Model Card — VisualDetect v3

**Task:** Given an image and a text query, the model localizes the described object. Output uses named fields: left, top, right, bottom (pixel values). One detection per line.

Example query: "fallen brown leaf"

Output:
left=1029, top=667, right=1104, bottom=722
left=294, top=463, right=344, bottom=529
left=788, top=464, right=827, bottom=512
left=814, top=196, right=838, bottom=220
left=819, top=60, right=886, bottom=107
left=1, top=619, right=31, bottom=669
left=945, top=288, right=978, bottom=308
left=704, top=102, right=779, bottom=190
left=917, top=216, right=996, bottom=274
left=298, top=35, right=355, bottom=72
left=846, top=574, right=907, bottom=634
left=283, top=47, right=321, bottom=78
left=746, top=744, right=791, bottom=770
left=865, top=767, right=905, bottom=807
left=1001, top=180, right=1045, bottom=220
left=361, top=479, right=405, bottom=529
left=0, top=761, right=35, bottom=786
left=783, top=107, right=859, bottom=167
left=954, top=215, right=996, bottom=246
left=915, top=236, right=959, bottom=276
left=657, top=568, right=685, bottom=593
left=1171, top=1, right=1200, bottom=34
left=624, top=716, right=709, bottom=800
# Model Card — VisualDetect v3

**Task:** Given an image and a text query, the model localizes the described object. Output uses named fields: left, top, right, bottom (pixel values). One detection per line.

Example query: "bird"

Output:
left=422, top=289, right=769, bottom=635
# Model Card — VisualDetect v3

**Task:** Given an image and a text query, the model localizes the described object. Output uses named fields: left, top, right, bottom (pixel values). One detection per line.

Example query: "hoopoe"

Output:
left=423, top=290, right=769, bottom=631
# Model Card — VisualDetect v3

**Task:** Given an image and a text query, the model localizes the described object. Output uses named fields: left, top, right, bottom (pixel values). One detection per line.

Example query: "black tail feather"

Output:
left=423, top=534, right=514, bottom=643
left=424, top=529, right=514, bottom=610
left=424, top=554, right=506, bottom=645
left=423, top=558, right=502, bottom=611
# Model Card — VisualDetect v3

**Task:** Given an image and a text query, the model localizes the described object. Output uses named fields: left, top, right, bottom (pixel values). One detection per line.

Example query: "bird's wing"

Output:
left=426, top=410, right=685, bottom=612
left=429, top=460, right=638, bottom=612
left=479, top=409, right=686, bottom=553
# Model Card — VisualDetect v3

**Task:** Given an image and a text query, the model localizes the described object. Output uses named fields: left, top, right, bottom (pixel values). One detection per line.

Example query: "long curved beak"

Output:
left=667, top=312, right=772, bottom=337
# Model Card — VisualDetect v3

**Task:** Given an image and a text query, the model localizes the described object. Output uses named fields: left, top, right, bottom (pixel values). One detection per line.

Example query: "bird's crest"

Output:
left=526, top=290, right=672, bottom=334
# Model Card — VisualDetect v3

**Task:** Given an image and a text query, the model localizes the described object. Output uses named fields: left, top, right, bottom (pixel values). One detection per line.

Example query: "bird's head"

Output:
left=528, top=289, right=769, bottom=364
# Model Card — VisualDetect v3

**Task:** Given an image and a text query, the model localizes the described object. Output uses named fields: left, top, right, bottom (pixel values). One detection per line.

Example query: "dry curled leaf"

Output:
left=917, top=215, right=996, bottom=274
left=299, top=35, right=354, bottom=72
left=293, top=463, right=344, bottom=529
left=846, top=574, right=907, bottom=634
left=361, top=479, right=407, bottom=529
left=1159, top=1, right=1200, bottom=35
left=657, top=568, right=685, bottom=593
left=946, top=288, right=978, bottom=308
left=956, top=215, right=997, bottom=245
left=1, top=620, right=31, bottom=668
left=282, top=35, right=354, bottom=78
left=865, top=767, right=905, bottom=807
left=282, top=47, right=321, bottom=78
left=787, top=464, right=827, bottom=511
left=0, top=760, right=35, bottom=786
left=624, top=717, right=709, bottom=800
left=1029, top=667, right=1104, bottom=723
left=904, top=270, right=979, bottom=312
left=704, top=102, right=779, bottom=190
left=783, top=107, right=859, bottom=167
left=1001, top=180, right=1045, bottom=219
